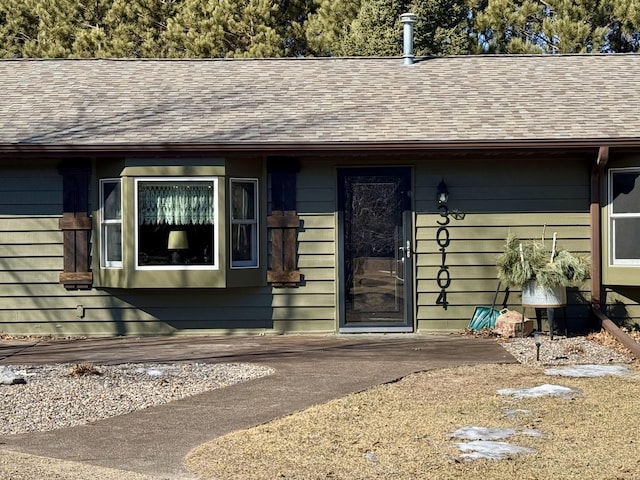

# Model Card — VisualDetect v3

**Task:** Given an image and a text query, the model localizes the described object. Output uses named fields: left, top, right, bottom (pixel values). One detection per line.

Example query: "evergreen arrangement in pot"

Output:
left=496, top=230, right=591, bottom=306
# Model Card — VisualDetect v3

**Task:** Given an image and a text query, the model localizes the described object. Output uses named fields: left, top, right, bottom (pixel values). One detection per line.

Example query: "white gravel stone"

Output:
left=0, top=362, right=273, bottom=435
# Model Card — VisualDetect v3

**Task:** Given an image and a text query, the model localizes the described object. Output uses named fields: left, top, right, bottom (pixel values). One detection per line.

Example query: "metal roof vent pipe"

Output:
left=400, top=13, right=418, bottom=65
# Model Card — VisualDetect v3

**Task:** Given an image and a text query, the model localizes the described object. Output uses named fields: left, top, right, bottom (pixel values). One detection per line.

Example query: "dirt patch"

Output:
left=588, top=329, right=640, bottom=361
left=186, top=363, right=640, bottom=480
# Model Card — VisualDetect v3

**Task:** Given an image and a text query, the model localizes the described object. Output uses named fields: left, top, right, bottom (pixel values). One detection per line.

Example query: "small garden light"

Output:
left=534, top=331, right=543, bottom=361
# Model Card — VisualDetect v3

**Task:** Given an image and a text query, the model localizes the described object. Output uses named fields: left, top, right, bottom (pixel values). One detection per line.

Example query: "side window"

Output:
left=230, top=178, right=258, bottom=268
left=100, top=179, right=122, bottom=268
left=135, top=177, right=218, bottom=270
left=609, top=168, right=640, bottom=266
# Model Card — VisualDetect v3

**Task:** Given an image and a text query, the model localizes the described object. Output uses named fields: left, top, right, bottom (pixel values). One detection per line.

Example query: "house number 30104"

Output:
left=435, top=205, right=451, bottom=309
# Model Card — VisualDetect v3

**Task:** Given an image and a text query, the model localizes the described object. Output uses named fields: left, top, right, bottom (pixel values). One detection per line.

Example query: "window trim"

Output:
left=608, top=167, right=640, bottom=267
left=230, top=178, right=259, bottom=269
left=134, top=176, right=219, bottom=271
left=99, top=178, right=123, bottom=269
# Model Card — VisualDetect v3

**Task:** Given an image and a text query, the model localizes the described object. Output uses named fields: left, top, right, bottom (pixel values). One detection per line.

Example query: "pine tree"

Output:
left=608, top=0, right=640, bottom=52
left=411, top=0, right=475, bottom=55
left=304, top=0, right=362, bottom=56
left=475, top=0, right=636, bottom=53
left=306, top=0, right=474, bottom=57
left=1, top=0, right=638, bottom=58
left=162, top=0, right=314, bottom=58
left=0, top=0, right=111, bottom=58
left=0, top=0, right=40, bottom=58
left=102, top=0, right=178, bottom=57
left=340, top=0, right=410, bottom=56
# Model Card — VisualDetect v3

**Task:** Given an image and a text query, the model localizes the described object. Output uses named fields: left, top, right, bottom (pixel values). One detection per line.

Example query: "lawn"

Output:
left=186, top=362, right=640, bottom=480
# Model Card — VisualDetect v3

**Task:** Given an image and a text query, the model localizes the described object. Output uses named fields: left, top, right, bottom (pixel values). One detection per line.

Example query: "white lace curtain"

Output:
left=139, top=183, right=214, bottom=225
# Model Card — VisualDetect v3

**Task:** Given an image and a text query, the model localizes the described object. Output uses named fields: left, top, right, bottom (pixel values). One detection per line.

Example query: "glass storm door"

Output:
left=338, top=168, right=413, bottom=332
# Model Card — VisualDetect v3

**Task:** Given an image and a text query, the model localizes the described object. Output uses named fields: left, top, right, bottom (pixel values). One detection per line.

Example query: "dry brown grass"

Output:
left=67, top=362, right=101, bottom=377
left=186, top=363, right=640, bottom=480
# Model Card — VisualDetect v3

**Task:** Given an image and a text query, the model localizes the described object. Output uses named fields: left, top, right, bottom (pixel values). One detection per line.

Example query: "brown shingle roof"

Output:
left=1, top=55, right=639, bottom=151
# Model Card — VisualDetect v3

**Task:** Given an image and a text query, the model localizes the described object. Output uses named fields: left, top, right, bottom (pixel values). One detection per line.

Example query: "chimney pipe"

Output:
left=400, top=13, right=417, bottom=65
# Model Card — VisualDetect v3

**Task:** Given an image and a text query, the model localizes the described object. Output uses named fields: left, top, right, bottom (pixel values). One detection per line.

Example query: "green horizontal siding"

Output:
left=263, top=160, right=337, bottom=329
left=413, top=157, right=593, bottom=332
left=5, top=155, right=639, bottom=337
left=1, top=244, right=62, bottom=257
left=0, top=159, right=339, bottom=336
left=415, top=212, right=590, bottom=228
left=0, top=217, right=60, bottom=230
left=0, top=230, right=62, bottom=244
left=0, top=271, right=59, bottom=284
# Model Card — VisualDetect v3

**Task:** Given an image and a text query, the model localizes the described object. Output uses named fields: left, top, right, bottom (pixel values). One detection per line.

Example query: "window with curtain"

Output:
left=136, top=178, right=217, bottom=269
left=609, top=168, right=640, bottom=266
left=230, top=179, right=258, bottom=268
left=100, top=179, right=122, bottom=268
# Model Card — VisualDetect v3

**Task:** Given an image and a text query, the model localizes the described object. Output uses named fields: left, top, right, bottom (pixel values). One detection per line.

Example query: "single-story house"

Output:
left=1, top=49, right=640, bottom=337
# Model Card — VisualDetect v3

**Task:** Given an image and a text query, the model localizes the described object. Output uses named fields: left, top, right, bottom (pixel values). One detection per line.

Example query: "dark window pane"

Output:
left=105, top=224, right=122, bottom=262
left=103, top=182, right=121, bottom=220
left=232, top=182, right=256, bottom=220
left=232, top=224, right=254, bottom=262
left=138, top=224, right=214, bottom=266
left=138, top=181, right=214, bottom=225
left=136, top=180, right=216, bottom=268
left=613, top=218, right=640, bottom=261
left=612, top=172, right=640, bottom=214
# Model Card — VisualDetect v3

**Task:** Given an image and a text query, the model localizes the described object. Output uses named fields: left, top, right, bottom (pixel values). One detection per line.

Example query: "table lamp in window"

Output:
left=168, top=230, right=189, bottom=264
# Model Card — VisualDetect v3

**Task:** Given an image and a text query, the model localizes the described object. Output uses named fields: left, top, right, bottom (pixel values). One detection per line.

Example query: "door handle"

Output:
left=405, top=240, right=411, bottom=259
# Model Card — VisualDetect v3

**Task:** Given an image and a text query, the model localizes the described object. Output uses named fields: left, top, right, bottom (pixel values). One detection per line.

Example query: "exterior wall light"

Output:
left=437, top=179, right=449, bottom=206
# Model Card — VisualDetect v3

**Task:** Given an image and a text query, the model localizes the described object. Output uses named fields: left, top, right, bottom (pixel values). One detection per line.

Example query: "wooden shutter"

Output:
left=267, top=158, right=301, bottom=287
left=58, top=161, right=93, bottom=290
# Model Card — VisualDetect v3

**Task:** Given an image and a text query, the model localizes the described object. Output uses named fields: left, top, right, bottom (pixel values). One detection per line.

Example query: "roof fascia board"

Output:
left=1, top=139, right=639, bottom=158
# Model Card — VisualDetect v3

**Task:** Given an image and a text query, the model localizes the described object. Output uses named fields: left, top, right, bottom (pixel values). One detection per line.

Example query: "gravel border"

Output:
left=1, top=362, right=274, bottom=436
left=499, top=334, right=634, bottom=366
left=1, top=335, right=634, bottom=437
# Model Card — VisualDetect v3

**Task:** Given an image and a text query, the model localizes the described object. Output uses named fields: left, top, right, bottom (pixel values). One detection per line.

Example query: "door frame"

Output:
left=337, top=166, right=414, bottom=333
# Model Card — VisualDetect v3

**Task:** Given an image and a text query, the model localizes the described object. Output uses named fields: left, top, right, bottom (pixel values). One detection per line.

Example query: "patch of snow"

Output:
left=135, top=367, right=167, bottom=376
left=449, top=426, right=517, bottom=441
left=544, top=364, right=630, bottom=378
left=456, top=440, right=535, bottom=460
left=503, top=408, right=533, bottom=418
left=0, top=366, right=26, bottom=385
left=497, top=384, right=579, bottom=399
left=450, top=426, right=544, bottom=441
left=363, top=451, right=378, bottom=463
left=521, top=429, right=544, bottom=437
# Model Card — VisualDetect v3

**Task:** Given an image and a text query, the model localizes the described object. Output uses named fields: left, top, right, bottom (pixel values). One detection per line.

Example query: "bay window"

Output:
left=95, top=160, right=264, bottom=288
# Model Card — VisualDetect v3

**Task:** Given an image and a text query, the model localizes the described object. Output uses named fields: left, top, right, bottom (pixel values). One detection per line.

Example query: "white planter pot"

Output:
left=521, top=281, right=566, bottom=307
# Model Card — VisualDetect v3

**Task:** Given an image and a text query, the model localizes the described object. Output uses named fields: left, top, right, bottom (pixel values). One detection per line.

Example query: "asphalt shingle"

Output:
left=1, top=55, right=639, bottom=148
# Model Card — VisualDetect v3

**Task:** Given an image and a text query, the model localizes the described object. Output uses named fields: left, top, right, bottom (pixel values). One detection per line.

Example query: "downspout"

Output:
left=590, top=145, right=608, bottom=314
left=591, top=146, right=640, bottom=359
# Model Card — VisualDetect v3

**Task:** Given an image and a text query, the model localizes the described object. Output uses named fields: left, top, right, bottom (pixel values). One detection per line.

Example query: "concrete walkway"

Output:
left=0, top=335, right=516, bottom=479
